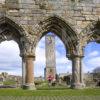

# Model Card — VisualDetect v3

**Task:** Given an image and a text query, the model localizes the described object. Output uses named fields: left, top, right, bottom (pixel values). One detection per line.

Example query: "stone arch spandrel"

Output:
left=0, top=16, right=34, bottom=56
left=78, top=20, right=100, bottom=54
left=5, top=0, right=19, bottom=10
left=72, top=20, right=100, bottom=58
left=32, top=15, right=79, bottom=55
left=0, top=17, right=28, bottom=35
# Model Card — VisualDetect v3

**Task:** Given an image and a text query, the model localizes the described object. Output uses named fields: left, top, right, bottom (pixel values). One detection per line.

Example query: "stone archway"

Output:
left=77, top=20, right=100, bottom=88
left=0, top=17, right=36, bottom=90
left=32, top=16, right=85, bottom=89
left=33, top=16, right=78, bottom=54
left=79, top=21, right=100, bottom=60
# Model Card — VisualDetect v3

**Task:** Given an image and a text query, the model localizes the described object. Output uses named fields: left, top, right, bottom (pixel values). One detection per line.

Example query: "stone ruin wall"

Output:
left=0, top=0, right=99, bottom=35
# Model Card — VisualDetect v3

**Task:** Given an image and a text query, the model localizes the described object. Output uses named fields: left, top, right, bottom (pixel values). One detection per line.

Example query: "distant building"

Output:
left=84, top=72, right=94, bottom=82
left=59, top=73, right=71, bottom=78
left=0, top=75, right=4, bottom=86
left=58, top=73, right=72, bottom=86
left=0, top=72, right=22, bottom=87
left=84, top=71, right=100, bottom=87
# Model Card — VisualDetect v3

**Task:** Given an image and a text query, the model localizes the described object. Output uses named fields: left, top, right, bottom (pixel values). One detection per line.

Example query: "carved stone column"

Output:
left=22, top=57, right=26, bottom=86
left=21, top=55, right=36, bottom=90
left=68, top=54, right=85, bottom=89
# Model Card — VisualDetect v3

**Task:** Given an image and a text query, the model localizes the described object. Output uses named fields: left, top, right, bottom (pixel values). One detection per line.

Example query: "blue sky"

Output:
left=0, top=35, right=100, bottom=76
left=0, top=0, right=100, bottom=76
left=83, top=42, right=100, bottom=72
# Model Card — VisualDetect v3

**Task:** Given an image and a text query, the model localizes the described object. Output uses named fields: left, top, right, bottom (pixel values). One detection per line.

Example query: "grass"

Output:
left=3, top=80, right=16, bottom=85
left=0, top=88, right=100, bottom=96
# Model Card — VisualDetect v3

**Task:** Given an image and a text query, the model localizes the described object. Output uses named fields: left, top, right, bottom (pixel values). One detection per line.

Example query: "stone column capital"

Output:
left=67, top=54, right=84, bottom=60
left=20, top=53, right=35, bottom=61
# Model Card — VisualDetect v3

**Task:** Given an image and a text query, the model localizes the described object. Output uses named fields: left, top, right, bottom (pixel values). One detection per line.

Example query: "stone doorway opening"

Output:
left=32, top=16, right=84, bottom=89
left=34, top=32, right=72, bottom=88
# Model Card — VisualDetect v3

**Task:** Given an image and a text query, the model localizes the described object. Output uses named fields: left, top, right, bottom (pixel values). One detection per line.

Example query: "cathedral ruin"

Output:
left=0, top=0, right=100, bottom=90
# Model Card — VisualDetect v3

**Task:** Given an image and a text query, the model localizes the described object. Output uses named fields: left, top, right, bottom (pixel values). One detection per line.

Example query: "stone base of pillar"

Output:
left=71, top=83, right=85, bottom=89
left=22, top=83, right=36, bottom=90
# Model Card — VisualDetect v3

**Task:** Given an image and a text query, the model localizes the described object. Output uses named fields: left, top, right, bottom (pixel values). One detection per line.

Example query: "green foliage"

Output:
left=3, top=80, right=16, bottom=85
left=0, top=82, right=3, bottom=84
left=34, top=80, right=48, bottom=87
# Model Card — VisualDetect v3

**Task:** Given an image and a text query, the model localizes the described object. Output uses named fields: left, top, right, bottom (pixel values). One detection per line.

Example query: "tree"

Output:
left=92, top=67, right=100, bottom=82
left=93, top=67, right=100, bottom=73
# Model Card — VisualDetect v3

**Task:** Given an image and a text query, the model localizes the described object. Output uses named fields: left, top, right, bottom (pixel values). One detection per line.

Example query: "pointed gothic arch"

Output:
left=0, top=17, right=27, bottom=42
left=0, top=17, right=34, bottom=56
left=33, top=15, right=78, bottom=55
left=80, top=20, right=100, bottom=48
left=0, top=16, right=36, bottom=90
left=32, top=15, right=86, bottom=89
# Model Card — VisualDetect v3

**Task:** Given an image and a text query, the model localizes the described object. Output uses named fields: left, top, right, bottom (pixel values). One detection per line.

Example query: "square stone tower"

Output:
left=45, top=34, right=56, bottom=80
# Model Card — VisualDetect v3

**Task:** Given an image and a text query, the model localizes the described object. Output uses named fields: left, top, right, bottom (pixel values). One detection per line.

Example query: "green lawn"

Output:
left=0, top=88, right=100, bottom=96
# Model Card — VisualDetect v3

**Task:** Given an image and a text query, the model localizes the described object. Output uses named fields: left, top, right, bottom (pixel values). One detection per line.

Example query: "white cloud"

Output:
left=16, top=36, right=100, bottom=76
left=35, top=37, right=45, bottom=65
left=87, top=57, right=100, bottom=67
left=0, top=36, right=99, bottom=77
left=56, top=50, right=70, bottom=65
left=36, top=37, right=45, bottom=48
left=57, top=64, right=72, bottom=73
left=82, top=62, right=91, bottom=73
left=0, top=40, right=21, bottom=75
left=0, top=69, right=22, bottom=76
left=34, top=36, right=71, bottom=76
left=34, top=38, right=46, bottom=76
left=35, top=47, right=45, bottom=64
left=55, top=37, right=66, bottom=53
left=87, top=51, right=99, bottom=57
left=83, top=56, right=100, bottom=73
left=34, top=46, right=46, bottom=76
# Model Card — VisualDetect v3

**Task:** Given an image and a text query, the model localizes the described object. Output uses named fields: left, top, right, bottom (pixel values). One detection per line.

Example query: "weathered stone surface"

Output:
left=45, top=35, right=56, bottom=80
left=0, top=0, right=100, bottom=90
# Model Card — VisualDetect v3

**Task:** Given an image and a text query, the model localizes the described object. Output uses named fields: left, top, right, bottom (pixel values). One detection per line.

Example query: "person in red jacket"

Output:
left=47, top=75, right=54, bottom=86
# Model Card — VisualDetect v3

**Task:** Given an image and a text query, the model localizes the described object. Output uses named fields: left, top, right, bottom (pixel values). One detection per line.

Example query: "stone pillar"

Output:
left=22, top=55, right=36, bottom=90
left=79, top=57, right=83, bottom=84
left=69, top=55, right=85, bottom=89
left=22, top=57, right=26, bottom=86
